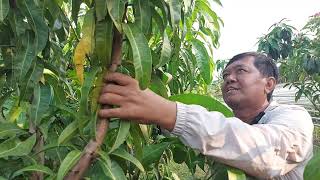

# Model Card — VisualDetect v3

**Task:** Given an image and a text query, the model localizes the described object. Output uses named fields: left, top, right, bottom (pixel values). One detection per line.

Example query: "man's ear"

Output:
left=265, top=77, right=276, bottom=94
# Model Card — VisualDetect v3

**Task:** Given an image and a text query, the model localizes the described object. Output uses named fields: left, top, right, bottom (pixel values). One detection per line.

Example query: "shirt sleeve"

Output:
left=171, top=102, right=314, bottom=179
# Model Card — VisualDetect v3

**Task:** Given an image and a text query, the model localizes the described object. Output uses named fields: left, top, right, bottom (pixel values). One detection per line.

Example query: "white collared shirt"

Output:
left=171, top=101, right=314, bottom=179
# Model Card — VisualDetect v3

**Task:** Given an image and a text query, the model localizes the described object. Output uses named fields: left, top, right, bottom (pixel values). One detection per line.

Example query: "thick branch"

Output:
left=64, top=28, right=123, bottom=180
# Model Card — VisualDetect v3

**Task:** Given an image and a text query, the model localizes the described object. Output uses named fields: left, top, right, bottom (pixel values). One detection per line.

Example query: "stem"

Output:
left=64, top=28, right=123, bottom=180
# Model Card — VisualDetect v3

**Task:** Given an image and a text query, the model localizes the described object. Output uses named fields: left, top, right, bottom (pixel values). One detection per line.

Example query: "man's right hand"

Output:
left=98, top=72, right=177, bottom=131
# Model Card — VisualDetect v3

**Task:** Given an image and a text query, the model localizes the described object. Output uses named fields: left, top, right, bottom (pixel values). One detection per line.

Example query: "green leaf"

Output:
left=95, top=16, right=113, bottom=66
left=196, top=0, right=220, bottom=30
left=0, top=134, right=36, bottom=158
left=72, top=0, right=81, bottom=24
left=98, top=159, right=127, bottom=179
left=141, top=142, right=170, bottom=166
left=78, top=67, right=101, bottom=133
left=227, top=167, right=246, bottom=180
left=169, top=94, right=233, bottom=117
left=0, top=0, right=10, bottom=22
left=58, top=120, right=78, bottom=145
left=17, top=0, right=48, bottom=53
left=19, top=57, right=44, bottom=103
left=14, top=31, right=36, bottom=81
left=123, top=23, right=152, bottom=89
left=156, top=31, right=172, bottom=68
left=12, top=164, right=54, bottom=178
left=0, top=122, right=25, bottom=139
left=191, top=39, right=213, bottom=84
left=134, top=0, right=151, bottom=33
left=107, top=0, right=125, bottom=32
left=95, top=0, right=108, bottom=21
left=109, top=120, right=130, bottom=153
left=149, top=75, right=168, bottom=98
left=44, top=73, right=66, bottom=105
left=111, top=148, right=145, bottom=172
left=304, top=150, right=320, bottom=180
left=0, top=90, right=13, bottom=108
left=30, top=83, right=53, bottom=125
left=168, top=0, right=181, bottom=29
left=57, top=150, right=82, bottom=180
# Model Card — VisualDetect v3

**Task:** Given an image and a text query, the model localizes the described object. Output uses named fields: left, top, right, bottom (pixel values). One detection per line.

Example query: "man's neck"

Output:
left=233, top=101, right=270, bottom=124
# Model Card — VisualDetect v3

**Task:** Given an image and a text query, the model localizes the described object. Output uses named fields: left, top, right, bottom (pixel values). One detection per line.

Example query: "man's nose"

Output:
left=224, top=73, right=236, bottom=84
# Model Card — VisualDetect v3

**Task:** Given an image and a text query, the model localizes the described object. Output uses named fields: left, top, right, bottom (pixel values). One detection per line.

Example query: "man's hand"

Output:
left=98, top=72, right=177, bottom=131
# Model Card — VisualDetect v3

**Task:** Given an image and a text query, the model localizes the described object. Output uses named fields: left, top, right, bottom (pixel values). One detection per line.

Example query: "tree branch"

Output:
left=64, top=28, right=123, bottom=180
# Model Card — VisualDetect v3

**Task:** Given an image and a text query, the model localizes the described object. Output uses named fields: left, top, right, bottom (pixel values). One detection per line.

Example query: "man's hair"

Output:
left=225, top=52, right=279, bottom=102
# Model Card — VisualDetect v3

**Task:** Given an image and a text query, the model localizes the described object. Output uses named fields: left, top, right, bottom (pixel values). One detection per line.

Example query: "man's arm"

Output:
left=98, top=72, right=313, bottom=179
left=172, top=102, right=314, bottom=179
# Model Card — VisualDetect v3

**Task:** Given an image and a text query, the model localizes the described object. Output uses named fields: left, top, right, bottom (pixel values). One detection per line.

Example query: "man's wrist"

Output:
left=157, top=100, right=177, bottom=131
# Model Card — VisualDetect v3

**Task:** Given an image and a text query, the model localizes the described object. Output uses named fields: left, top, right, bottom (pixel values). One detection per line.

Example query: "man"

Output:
left=98, top=52, right=314, bottom=179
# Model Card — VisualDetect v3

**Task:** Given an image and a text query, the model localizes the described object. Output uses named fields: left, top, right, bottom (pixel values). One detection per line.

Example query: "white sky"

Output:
left=212, top=0, right=320, bottom=60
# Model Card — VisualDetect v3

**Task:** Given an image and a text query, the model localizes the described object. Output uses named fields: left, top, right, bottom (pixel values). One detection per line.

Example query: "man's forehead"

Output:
left=223, top=56, right=254, bottom=72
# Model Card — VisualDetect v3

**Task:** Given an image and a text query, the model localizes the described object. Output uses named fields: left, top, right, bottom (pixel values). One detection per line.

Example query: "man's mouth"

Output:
left=226, top=87, right=239, bottom=93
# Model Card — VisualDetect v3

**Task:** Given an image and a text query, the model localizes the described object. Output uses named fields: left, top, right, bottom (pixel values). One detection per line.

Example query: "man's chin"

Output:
left=224, top=98, right=241, bottom=109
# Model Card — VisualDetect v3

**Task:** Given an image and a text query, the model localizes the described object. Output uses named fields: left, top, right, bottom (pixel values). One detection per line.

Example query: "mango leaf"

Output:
left=123, top=23, right=152, bottom=89
left=78, top=67, right=101, bottom=134
left=134, top=0, right=151, bottom=33
left=109, top=120, right=130, bottom=153
left=12, top=164, right=54, bottom=178
left=72, top=0, right=81, bottom=24
left=107, top=0, right=125, bottom=32
left=74, top=9, right=95, bottom=84
left=129, top=124, right=144, bottom=160
left=6, top=98, right=25, bottom=123
left=141, top=142, right=170, bottom=166
left=17, top=0, right=48, bottom=53
left=57, top=150, right=82, bottom=180
left=58, top=120, right=78, bottom=145
left=169, top=94, right=233, bottom=117
left=227, top=167, right=246, bottom=180
left=111, top=148, right=145, bottom=172
left=14, top=31, right=35, bottom=82
left=95, top=0, right=108, bottom=21
left=304, top=150, right=320, bottom=180
left=191, top=39, right=213, bottom=84
left=95, top=16, right=113, bottom=66
left=43, top=73, right=66, bottom=105
left=98, top=159, right=127, bottom=179
left=0, top=0, right=9, bottom=22
left=168, top=0, right=181, bottom=29
left=156, top=31, right=172, bottom=68
left=30, top=83, right=53, bottom=125
left=0, top=134, right=36, bottom=158
left=0, top=90, right=12, bottom=107
left=149, top=75, right=168, bottom=98
left=19, top=60, right=44, bottom=103
left=196, top=0, right=220, bottom=30
left=0, top=122, right=25, bottom=139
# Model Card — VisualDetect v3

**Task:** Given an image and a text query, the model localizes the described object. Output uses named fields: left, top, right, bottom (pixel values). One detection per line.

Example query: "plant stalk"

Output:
left=64, top=28, right=123, bottom=180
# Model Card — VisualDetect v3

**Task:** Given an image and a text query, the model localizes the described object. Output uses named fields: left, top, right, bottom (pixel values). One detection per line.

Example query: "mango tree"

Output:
left=0, top=0, right=245, bottom=179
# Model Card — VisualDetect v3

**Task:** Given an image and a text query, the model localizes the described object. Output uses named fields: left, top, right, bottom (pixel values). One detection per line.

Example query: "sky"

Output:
left=211, top=0, right=320, bottom=60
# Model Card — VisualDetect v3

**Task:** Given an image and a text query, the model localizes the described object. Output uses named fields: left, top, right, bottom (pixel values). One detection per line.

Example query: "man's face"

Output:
left=221, top=56, right=268, bottom=109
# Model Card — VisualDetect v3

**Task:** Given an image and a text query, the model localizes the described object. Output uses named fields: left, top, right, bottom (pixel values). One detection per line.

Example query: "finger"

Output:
left=104, top=72, right=137, bottom=86
left=100, top=84, right=128, bottom=96
left=98, top=108, right=124, bottom=119
left=98, top=93, right=124, bottom=106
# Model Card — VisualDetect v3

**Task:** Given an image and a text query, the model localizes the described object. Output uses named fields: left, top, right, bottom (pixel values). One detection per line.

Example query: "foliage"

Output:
left=257, top=16, right=320, bottom=117
left=0, top=0, right=246, bottom=179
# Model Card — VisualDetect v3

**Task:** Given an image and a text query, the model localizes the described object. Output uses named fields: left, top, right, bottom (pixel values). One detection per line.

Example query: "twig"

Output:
left=64, top=28, right=123, bottom=180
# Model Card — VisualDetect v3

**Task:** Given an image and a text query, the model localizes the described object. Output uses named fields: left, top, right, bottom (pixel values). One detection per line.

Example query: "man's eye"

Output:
left=238, top=69, right=246, bottom=73
left=222, top=74, right=228, bottom=79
